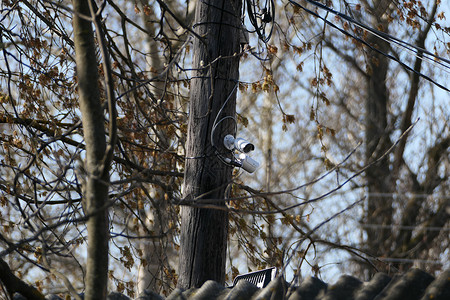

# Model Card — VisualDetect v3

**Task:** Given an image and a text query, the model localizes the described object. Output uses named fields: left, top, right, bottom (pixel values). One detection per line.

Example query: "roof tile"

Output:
left=374, top=268, right=434, bottom=300
left=420, top=269, right=450, bottom=300
left=354, top=273, right=391, bottom=300
left=13, top=268, right=450, bottom=300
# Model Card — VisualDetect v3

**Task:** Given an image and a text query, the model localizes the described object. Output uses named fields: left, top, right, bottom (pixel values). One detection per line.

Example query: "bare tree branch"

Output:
left=0, top=257, right=46, bottom=300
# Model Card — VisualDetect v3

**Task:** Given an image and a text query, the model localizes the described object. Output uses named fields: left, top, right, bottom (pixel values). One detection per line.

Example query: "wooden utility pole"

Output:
left=178, top=0, right=242, bottom=289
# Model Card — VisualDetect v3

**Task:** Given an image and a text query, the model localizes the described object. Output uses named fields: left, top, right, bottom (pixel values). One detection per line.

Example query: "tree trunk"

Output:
left=177, top=0, right=242, bottom=289
left=364, top=7, right=393, bottom=268
left=136, top=1, right=169, bottom=292
left=72, top=0, right=109, bottom=298
left=136, top=1, right=195, bottom=293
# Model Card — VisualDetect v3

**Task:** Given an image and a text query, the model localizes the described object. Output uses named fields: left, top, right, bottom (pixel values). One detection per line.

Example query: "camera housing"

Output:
left=224, top=135, right=255, bottom=153
left=238, top=153, right=260, bottom=173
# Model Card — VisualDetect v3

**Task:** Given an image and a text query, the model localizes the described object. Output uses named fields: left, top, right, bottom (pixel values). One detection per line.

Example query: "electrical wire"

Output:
left=370, top=257, right=446, bottom=265
left=292, top=0, right=450, bottom=68
left=360, top=223, right=450, bottom=232
left=210, top=81, right=239, bottom=148
left=245, top=0, right=275, bottom=43
left=185, top=82, right=238, bottom=163
left=210, top=82, right=242, bottom=168
left=366, top=192, right=450, bottom=199
left=288, top=0, right=450, bottom=92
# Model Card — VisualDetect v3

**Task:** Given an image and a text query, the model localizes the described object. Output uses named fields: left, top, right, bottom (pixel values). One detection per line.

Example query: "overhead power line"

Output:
left=371, top=257, right=446, bottom=265
left=366, top=192, right=450, bottom=199
left=288, top=0, right=450, bottom=92
left=293, top=0, right=450, bottom=66
left=360, top=223, right=450, bottom=232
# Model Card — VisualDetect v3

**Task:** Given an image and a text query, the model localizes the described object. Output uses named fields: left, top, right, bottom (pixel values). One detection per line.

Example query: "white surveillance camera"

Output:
left=238, top=153, right=260, bottom=173
left=234, top=137, right=255, bottom=153
left=222, top=134, right=259, bottom=173
left=223, top=134, right=255, bottom=153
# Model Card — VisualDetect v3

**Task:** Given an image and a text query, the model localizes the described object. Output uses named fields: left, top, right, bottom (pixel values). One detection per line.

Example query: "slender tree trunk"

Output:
left=136, top=1, right=195, bottom=293
left=359, top=0, right=449, bottom=276
left=365, top=35, right=392, bottom=254
left=72, top=0, right=109, bottom=298
left=177, top=0, right=242, bottom=289
left=136, top=2, right=168, bottom=292
left=263, top=93, right=276, bottom=266
left=364, top=4, right=393, bottom=273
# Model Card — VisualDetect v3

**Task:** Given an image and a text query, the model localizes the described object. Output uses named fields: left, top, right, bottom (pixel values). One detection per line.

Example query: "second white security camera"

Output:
left=238, top=153, right=260, bottom=173
left=223, top=134, right=259, bottom=173
left=223, top=134, right=255, bottom=153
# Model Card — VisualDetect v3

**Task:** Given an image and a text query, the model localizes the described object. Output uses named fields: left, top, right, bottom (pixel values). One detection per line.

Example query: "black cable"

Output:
left=245, top=0, right=275, bottom=43
left=289, top=0, right=450, bottom=93
left=290, top=0, right=450, bottom=68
